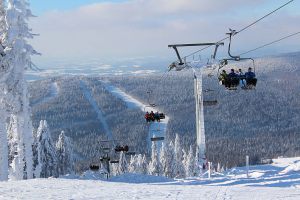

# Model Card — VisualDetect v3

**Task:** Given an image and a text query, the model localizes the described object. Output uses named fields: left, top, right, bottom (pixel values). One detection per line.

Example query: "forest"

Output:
left=28, top=52, right=300, bottom=171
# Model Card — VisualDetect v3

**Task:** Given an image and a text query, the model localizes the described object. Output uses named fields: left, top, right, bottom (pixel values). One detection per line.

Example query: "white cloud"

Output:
left=30, top=0, right=300, bottom=67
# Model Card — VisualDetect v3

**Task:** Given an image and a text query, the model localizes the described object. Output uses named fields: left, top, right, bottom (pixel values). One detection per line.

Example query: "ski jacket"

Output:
left=245, top=71, right=256, bottom=79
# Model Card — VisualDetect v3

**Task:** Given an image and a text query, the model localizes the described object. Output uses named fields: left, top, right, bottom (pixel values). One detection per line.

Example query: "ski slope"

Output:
left=101, top=81, right=169, bottom=151
left=31, top=82, right=59, bottom=106
left=79, top=80, right=114, bottom=141
left=1, top=157, right=300, bottom=199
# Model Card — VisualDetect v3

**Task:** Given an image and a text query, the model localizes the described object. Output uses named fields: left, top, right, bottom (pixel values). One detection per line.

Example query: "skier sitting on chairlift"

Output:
left=155, top=111, right=160, bottom=122
left=218, top=70, right=227, bottom=85
left=145, top=112, right=151, bottom=122
left=225, top=69, right=239, bottom=88
left=244, top=67, right=257, bottom=87
left=238, top=68, right=246, bottom=87
left=150, top=111, right=155, bottom=122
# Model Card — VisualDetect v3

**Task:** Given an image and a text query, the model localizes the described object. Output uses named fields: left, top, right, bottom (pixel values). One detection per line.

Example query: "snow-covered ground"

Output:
left=1, top=157, right=300, bottom=199
left=101, top=81, right=169, bottom=151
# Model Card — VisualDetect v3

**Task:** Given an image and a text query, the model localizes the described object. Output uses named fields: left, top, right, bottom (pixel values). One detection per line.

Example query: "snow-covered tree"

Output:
left=0, top=0, right=38, bottom=180
left=56, top=131, right=74, bottom=176
left=174, top=134, right=185, bottom=178
left=193, top=147, right=201, bottom=176
left=0, top=0, right=9, bottom=182
left=32, top=130, right=41, bottom=178
left=7, top=114, right=25, bottom=180
left=134, top=154, right=147, bottom=174
left=128, top=155, right=137, bottom=173
left=159, top=142, right=167, bottom=176
left=148, top=141, right=160, bottom=176
left=36, top=120, right=58, bottom=178
left=161, top=141, right=176, bottom=178
left=184, top=146, right=195, bottom=177
left=117, top=151, right=127, bottom=175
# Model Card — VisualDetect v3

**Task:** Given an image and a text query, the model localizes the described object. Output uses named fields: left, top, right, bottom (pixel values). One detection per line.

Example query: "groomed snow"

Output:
left=1, top=157, right=300, bottom=199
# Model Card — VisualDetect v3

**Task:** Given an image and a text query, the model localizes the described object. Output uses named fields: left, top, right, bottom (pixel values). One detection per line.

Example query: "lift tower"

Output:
left=168, top=42, right=223, bottom=171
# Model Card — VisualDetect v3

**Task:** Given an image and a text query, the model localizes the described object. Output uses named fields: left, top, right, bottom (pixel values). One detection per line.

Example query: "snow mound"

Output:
left=80, top=170, right=107, bottom=180
left=60, top=170, right=106, bottom=181
left=109, top=173, right=173, bottom=184
left=280, top=161, right=300, bottom=174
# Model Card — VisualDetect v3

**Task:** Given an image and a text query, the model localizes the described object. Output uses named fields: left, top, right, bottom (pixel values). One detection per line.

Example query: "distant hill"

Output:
left=29, top=52, right=300, bottom=171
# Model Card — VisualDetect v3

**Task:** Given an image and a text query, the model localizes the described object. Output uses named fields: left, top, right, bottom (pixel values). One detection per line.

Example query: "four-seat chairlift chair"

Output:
left=219, top=29, right=257, bottom=90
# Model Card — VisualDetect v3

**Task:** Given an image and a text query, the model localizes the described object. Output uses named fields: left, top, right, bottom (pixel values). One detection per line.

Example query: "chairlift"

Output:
left=218, top=29, right=257, bottom=90
left=202, top=72, right=218, bottom=106
left=100, top=155, right=110, bottom=162
left=89, top=165, right=100, bottom=171
left=144, top=91, right=165, bottom=123
left=203, top=100, right=218, bottom=106
left=151, top=137, right=165, bottom=142
left=114, top=145, right=129, bottom=152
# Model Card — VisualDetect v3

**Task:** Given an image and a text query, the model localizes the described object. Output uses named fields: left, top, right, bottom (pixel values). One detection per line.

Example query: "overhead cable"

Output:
left=182, top=0, right=295, bottom=60
left=239, top=31, right=300, bottom=56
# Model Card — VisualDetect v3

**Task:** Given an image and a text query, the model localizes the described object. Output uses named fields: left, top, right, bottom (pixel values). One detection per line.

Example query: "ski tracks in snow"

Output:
left=79, top=80, right=114, bottom=141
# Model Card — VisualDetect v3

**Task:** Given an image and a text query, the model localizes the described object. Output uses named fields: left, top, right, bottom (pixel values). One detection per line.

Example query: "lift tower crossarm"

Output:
left=168, top=43, right=222, bottom=47
left=168, top=42, right=224, bottom=65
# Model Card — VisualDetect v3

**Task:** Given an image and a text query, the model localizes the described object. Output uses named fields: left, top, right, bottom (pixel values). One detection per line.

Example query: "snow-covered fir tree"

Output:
left=7, top=114, right=25, bottom=180
left=7, top=115, right=16, bottom=166
left=0, top=0, right=9, bottom=181
left=159, top=142, right=167, bottom=176
left=0, top=0, right=38, bottom=180
left=174, top=134, right=185, bottom=178
left=141, top=155, right=148, bottom=175
left=148, top=141, right=161, bottom=176
left=162, top=141, right=176, bottom=178
left=193, top=147, right=201, bottom=176
left=135, top=154, right=147, bottom=174
left=36, top=120, right=58, bottom=178
left=182, top=148, right=188, bottom=176
left=184, top=146, right=195, bottom=177
left=32, top=130, right=41, bottom=178
left=117, top=151, right=127, bottom=175
left=128, top=155, right=138, bottom=173
left=56, top=131, right=74, bottom=176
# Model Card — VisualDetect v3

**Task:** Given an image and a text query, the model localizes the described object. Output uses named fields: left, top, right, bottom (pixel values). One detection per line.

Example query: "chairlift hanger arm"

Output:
left=226, top=30, right=241, bottom=61
left=172, top=46, right=184, bottom=65
left=213, top=43, right=223, bottom=59
left=225, top=30, right=255, bottom=64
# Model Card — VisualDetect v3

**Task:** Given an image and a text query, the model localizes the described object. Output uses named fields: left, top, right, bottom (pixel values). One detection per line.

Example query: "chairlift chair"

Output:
left=114, top=145, right=129, bottom=152
left=89, top=165, right=100, bottom=171
left=218, top=29, right=258, bottom=90
left=203, top=100, right=218, bottom=106
left=151, top=137, right=165, bottom=142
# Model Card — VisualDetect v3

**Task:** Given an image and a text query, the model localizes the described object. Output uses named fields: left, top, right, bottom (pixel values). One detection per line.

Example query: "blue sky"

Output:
left=29, top=0, right=126, bottom=14
left=28, top=0, right=300, bottom=69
